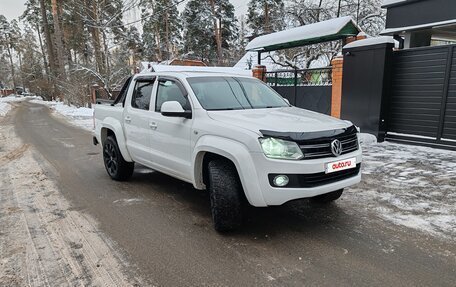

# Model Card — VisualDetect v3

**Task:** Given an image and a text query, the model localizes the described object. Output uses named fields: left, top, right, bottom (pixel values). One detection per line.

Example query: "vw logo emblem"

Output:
left=331, top=139, right=343, bottom=156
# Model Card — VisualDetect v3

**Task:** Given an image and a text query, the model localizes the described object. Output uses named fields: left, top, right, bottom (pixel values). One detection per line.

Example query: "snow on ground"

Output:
left=0, top=95, right=28, bottom=116
left=30, top=98, right=94, bottom=131
left=0, top=113, right=142, bottom=286
left=347, top=139, right=456, bottom=240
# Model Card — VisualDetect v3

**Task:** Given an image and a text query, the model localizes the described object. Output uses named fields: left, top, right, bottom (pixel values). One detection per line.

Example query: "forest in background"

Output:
left=0, top=0, right=385, bottom=105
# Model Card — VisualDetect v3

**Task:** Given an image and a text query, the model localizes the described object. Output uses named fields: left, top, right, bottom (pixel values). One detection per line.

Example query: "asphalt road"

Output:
left=12, top=101, right=456, bottom=286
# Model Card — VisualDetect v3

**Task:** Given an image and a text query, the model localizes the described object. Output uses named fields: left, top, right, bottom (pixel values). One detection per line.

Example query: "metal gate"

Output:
left=386, top=44, right=456, bottom=150
left=265, top=68, right=332, bottom=115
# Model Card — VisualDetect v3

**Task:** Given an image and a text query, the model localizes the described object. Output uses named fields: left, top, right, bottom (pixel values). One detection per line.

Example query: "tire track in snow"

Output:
left=0, top=110, right=142, bottom=286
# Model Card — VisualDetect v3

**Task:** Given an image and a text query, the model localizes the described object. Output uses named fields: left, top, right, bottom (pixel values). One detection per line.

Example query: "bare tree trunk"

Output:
left=209, top=0, right=222, bottom=65
left=317, top=0, right=323, bottom=21
left=35, top=24, right=50, bottom=79
left=164, top=10, right=172, bottom=60
left=88, top=0, right=105, bottom=75
left=5, top=34, right=17, bottom=89
left=337, top=0, right=342, bottom=17
left=39, top=0, right=56, bottom=78
left=51, top=0, right=67, bottom=83
left=155, top=26, right=163, bottom=61
left=18, top=51, right=25, bottom=89
left=102, top=30, right=110, bottom=91
left=264, top=1, right=270, bottom=33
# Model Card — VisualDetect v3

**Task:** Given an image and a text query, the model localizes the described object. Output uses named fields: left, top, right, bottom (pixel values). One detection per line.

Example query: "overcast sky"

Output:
left=0, top=0, right=249, bottom=22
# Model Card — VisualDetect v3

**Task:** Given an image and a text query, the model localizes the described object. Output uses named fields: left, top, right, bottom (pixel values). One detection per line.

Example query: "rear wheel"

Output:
left=207, top=159, right=243, bottom=232
left=311, top=189, right=344, bottom=204
left=103, top=136, right=134, bottom=181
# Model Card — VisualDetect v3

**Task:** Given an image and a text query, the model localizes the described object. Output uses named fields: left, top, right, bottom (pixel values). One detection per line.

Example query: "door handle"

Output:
left=125, top=116, right=131, bottom=123
left=149, top=122, right=158, bottom=130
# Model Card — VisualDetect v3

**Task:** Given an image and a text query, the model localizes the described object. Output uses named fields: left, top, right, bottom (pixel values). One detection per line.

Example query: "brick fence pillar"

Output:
left=252, top=65, right=267, bottom=82
left=331, top=56, right=344, bottom=118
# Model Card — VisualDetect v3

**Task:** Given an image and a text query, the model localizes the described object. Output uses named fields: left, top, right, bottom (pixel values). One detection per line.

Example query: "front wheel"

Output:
left=103, top=136, right=134, bottom=181
left=207, top=159, right=244, bottom=232
left=311, top=189, right=344, bottom=204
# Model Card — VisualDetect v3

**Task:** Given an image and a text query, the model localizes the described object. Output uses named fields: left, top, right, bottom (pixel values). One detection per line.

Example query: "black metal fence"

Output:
left=265, top=67, right=333, bottom=87
left=385, top=44, right=456, bottom=150
left=265, top=67, right=333, bottom=115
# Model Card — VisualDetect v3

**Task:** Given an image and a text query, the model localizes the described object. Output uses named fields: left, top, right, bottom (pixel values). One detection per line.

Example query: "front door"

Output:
left=148, top=77, right=193, bottom=181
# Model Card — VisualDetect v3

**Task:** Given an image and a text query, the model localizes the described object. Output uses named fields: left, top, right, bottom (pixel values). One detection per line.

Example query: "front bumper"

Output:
left=245, top=149, right=362, bottom=206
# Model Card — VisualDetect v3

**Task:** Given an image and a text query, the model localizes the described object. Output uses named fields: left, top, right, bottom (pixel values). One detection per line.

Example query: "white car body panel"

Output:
left=94, top=71, right=362, bottom=207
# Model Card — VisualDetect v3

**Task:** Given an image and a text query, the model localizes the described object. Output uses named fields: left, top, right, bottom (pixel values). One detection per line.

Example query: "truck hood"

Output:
left=207, top=107, right=351, bottom=134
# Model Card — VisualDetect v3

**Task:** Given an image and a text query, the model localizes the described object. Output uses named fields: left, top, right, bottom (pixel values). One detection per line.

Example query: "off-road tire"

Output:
left=103, top=136, right=134, bottom=181
left=311, top=189, right=344, bottom=204
left=208, top=159, right=243, bottom=232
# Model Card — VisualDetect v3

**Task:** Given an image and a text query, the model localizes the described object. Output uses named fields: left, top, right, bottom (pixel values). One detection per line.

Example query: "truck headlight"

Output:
left=259, top=138, right=304, bottom=160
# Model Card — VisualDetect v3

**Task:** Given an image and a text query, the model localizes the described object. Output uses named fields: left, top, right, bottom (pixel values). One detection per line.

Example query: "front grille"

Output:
left=299, top=132, right=359, bottom=160
left=268, top=164, right=361, bottom=188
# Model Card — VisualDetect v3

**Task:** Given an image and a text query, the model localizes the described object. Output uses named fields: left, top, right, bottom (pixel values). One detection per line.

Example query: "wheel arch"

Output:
left=192, top=136, right=267, bottom=207
left=99, top=118, right=133, bottom=162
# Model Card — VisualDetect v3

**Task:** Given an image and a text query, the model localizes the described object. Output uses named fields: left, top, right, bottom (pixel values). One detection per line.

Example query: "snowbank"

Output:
left=30, top=99, right=94, bottom=131
left=0, top=102, right=12, bottom=117
left=0, top=95, right=28, bottom=117
left=358, top=133, right=377, bottom=145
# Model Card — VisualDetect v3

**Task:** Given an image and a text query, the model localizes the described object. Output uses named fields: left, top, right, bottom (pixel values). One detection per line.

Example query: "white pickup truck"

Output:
left=93, top=70, right=362, bottom=231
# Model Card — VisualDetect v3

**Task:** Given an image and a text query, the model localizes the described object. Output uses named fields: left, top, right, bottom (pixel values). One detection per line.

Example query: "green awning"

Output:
left=246, top=17, right=362, bottom=52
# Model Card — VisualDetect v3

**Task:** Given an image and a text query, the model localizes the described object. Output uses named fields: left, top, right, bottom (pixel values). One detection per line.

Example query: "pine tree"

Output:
left=18, top=25, right=45, bottom=93
left=141, top=0, right=182, bottom=61
left=0, top=16, right=21, bottom=89
left=21, top=0, right=50, bottom=77
left=182, top=0, right=238, bottom=65
left=182, top=0, right=213, bottom=62
left=214, top=0, right=238, bottom=64
left=247, top=0, right=285, bottom=35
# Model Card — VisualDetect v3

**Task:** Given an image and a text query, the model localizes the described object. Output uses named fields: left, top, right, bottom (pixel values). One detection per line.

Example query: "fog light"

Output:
left=273, top=175, right=289, bottom=187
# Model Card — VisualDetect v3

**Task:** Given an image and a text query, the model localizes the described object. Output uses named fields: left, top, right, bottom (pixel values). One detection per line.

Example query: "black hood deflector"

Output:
left=260, top=125, right=357, bottom=143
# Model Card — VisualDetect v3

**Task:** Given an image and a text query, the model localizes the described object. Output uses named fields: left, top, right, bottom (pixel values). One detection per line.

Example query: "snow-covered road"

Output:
left=347, top=140, right=456, bottom=240
left=1, top=100, right=455, bottom=286
left=29, top=98, right=94, bottom=131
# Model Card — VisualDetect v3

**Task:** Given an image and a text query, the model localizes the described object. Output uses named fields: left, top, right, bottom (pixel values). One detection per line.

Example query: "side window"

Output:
left=131, top=80, right=154, bottom=110
left=155, top=79, right=190, bottom=112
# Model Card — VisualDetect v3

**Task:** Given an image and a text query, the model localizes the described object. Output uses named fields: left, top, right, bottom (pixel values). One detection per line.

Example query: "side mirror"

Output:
left=161, top=101, right=192, bottom=119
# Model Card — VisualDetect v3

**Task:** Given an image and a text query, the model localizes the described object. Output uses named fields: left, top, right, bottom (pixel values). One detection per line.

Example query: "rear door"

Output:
left=123, top=77, right=156, bottom=165
left=148, top=77, right=194, bottom=181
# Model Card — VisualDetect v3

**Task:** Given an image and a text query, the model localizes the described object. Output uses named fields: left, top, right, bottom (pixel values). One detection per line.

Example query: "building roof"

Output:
left=245, top=17, right=361, bottom=52
left=344, top=36, right=396, bottom=49
left=381, top=19, right=456, bottom=35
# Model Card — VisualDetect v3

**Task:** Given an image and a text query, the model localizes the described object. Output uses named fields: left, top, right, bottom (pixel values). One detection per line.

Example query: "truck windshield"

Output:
left=187, top=77, right=290, bottom=111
